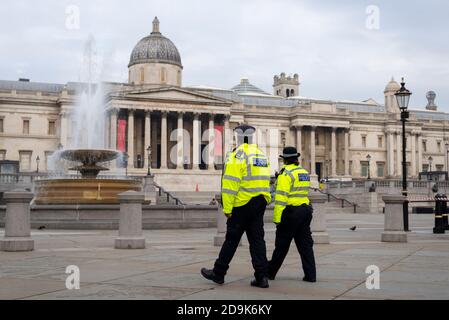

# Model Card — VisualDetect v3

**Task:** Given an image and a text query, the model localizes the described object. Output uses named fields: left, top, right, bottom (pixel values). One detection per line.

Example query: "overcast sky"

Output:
left=1, top=0, right=448, bottom=110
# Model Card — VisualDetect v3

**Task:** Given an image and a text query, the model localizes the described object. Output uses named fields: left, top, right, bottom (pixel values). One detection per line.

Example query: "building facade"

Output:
left=1, top=17, right=448, bottom=191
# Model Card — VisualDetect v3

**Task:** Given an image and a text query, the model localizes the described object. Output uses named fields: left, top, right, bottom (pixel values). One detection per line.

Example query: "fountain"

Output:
left=33, top=35, right=141, bottom=205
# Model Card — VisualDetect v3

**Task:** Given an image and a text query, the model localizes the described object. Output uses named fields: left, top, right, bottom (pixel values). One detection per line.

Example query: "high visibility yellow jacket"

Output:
left=221, top=143, right=272, bottom=215
left=273, top=163, right=311, bottom=223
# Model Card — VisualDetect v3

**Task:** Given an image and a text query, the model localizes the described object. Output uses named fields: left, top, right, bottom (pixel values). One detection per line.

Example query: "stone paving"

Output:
left=1, top=213, right=449, bottom=300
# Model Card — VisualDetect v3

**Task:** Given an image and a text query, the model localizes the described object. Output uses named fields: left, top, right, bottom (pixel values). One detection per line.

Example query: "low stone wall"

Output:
left=0, top=204, right=218, bottom=230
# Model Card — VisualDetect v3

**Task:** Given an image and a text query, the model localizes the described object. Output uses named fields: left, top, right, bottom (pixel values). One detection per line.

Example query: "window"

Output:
left=362, top=135, right=367, bottom=148
left=348, top=133, right=351, bottom=147
left=19, top=151, right=32, bottom=172
left=0, top=150, right=6, bottom=160
left=0, top=117, right=3, bottom=133
left=44, top=151, right=53, bottom=172
left=140, top=67, right=145, bottom=82
left=423, top=164, right=429, bottom=172
left=436, top=164, right=444, bottom=171
left=315, top=132, right=320, bottom=146
left=291, top=89, right=295, bottom=96
left=48, top=120, right=56, bottom=135
left=437, top=141, right=441, bottom=153
left=423, top=140, right=427, bottom=152
left=377, top=162, right=385, bottom=177
left=378, top=136, right=383, bottom=148
left=23, top=119, right=30, bottom=134
left=280, top=132, right=286, bottom=147
left=161, top=67, right=166, bottom=83
left=349, top=160, right=353, bottom=175
left=361, top=161, right=369, bottom=177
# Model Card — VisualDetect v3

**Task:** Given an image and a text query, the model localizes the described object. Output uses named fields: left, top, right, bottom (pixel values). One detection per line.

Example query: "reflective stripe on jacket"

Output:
left=273, top=163, right=310, bottom=223
left=221, top=143, right=272, bottom=215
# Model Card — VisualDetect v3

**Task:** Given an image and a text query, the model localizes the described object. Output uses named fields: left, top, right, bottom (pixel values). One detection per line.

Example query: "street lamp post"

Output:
left=123, top=152, right=129, bottom=177
left=366, top=154, right=372, bottom=180
left=428, top=156, right=433, bottom=173
left=146, top=146, right=152, bottom=176
left=36, top=156, right=40, bottom=173
left=395, top=77, right=412, bottom=232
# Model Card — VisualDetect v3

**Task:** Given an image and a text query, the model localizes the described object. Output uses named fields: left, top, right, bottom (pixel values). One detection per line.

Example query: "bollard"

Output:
left=381, top=195, right=407, bottom=242
left=115, top=191, right=146, bottom=249
left=0, top=189, right=34, bottom=252
left=433, top=194, right=446, bottom=234
left=213, top=194, right=241, bottom=247
left=310, top=193, right=330, bottom=244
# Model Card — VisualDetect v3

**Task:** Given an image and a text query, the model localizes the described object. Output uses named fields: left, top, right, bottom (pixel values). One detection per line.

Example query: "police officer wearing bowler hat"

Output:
left=201, top=124, right=272, bottom=288
left=268, top=146, right=316, bottom=282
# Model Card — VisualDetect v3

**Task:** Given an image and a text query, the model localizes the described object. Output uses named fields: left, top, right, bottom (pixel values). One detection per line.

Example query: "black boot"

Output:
left=251, top=277, right=269, bottom=288
left=201, top=268, right=224, bottom=284
left=303, top=276, right=316, bottom=283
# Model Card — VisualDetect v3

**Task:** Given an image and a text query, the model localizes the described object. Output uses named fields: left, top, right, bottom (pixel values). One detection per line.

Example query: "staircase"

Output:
left=312, top=188, right=358, bottom=213
left=169, top=191, right=218, bottom=205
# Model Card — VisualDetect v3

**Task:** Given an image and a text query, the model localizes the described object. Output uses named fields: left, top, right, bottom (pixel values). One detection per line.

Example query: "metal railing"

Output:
left=152, top=180, right=185, bottom=206
left=312, top=187, right=358, bottom=213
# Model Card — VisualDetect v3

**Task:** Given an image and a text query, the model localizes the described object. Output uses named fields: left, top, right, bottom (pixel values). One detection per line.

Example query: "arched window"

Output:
left=140, top=67, right=145, bottom=82
left=286, top=89, right=290, bottom=97
left=291, top=89, right=295, bottom=96
left=161, top=67, right=166, bottom=83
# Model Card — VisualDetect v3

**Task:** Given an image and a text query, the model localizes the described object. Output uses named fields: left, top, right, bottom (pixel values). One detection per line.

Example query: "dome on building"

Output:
left=128, top=17, right=182, bottom=68
left=384, top=77, right=400, bottom=93
left=231, top=78, right=270, bottom=95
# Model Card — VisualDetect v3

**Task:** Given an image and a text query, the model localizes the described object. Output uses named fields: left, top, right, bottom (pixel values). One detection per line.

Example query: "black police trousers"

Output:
left=268, top=204, right=316, bottom=280
left=213, top=195, right=269, bottom=280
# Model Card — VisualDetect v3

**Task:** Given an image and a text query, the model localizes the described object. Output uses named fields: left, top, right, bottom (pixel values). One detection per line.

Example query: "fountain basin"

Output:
left=34, top=178, right=141, bottom=204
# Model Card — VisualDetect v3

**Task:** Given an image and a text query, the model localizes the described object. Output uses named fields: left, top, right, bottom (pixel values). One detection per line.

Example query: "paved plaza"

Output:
left=1, top=213, right=449, bottom=300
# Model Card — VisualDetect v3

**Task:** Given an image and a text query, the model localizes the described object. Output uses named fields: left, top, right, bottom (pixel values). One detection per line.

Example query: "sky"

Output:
left=1, top=0, right=448, bottom=110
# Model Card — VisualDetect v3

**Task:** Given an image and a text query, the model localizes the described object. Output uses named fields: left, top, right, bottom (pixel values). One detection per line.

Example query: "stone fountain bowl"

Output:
left=60, top=149, right=119, bottom=164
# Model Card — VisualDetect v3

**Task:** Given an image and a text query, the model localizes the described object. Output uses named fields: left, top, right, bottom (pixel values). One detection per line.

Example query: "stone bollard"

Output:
left=0, top=189, right=34, bottom=252
left=115, top=191, right=146, bottom=249
left=381, top=195, right=407, bottom=242
left=143, top=175, right=157, bottom=205
left=369, top=191, right=379, bottom=214
left=310, top=193, right=330, bottom=244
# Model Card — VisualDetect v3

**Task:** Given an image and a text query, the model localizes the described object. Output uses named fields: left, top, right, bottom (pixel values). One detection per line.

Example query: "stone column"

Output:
left=176, top=112, right=184, bottom=169
left=60, top=111, right=68, bottom=148
left=411, top=131, right=416, bottom=177
left=115, top=191, right=146, bottom=249
left=110, top=108, right=118, bottom=149
left=331, top=127, right=337, bottom=177
left=310, top=193, right=329, bottom=244
left=344, top=128, right=350, bottom=176
left=310, top=126, right=316, bottom=175
left=381, top=195, right=407, bottom=242
left=418, top=133, right=423, bottom=173
left=396, top=131, right=401, bottom=177
left=193, top=113, right=201, bottom=170
left=160, top=111, right=168, bottom=169
left=127, top=109, right=135, bottom=169
left=208, top=114, right=215, bottom=171
left=143, top=110, right=151, bottom=169
left=224, top=115, right=231, bottom=155
left=0, top=189, right=34, bottom=252
left=296, top=126, right=302, bottom=156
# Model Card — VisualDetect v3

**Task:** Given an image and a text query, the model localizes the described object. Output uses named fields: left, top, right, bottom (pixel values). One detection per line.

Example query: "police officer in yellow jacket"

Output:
left=268, top=146, right=316, bottom=282
left=201, top=124, right=272, bottom=288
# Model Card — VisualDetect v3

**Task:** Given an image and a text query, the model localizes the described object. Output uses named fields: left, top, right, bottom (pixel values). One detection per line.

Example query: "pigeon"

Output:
left=349, top=226, right=357, bottom=231
left=38, top=226, right=46, bottom=230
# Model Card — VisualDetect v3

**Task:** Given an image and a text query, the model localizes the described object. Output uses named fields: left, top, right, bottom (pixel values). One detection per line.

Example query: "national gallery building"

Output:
left=0, top=17, right=448, bottom=191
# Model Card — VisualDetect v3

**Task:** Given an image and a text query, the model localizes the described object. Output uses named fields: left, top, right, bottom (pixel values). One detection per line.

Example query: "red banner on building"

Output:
left=117, top=119, right=127, bottom=152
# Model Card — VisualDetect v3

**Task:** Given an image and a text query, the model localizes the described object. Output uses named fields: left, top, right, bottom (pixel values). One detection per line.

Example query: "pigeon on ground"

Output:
left=38, top=226, right=46, bottom=230
left=349, top=226, right=357, bottom=231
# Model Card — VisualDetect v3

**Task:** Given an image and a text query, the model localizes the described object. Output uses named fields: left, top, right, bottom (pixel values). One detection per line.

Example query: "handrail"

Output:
left=312, top=188, right=358, bottom=213
left=152, top=180, right=185, bottom=206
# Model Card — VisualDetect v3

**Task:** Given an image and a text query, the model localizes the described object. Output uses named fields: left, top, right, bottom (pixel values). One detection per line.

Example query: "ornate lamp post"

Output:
left=366, top=154, right=372, bottom=180
left=36, top=156, right=40, bottom=173
left=123, top=152, right=129, bottom=177
left=146, top=145, right=152, bottom=176
left=395, top=77, right=412, bottom=232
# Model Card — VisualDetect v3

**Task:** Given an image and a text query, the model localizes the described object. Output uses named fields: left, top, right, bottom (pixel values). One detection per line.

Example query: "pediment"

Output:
left=121, top=87, right=231, bottom=105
